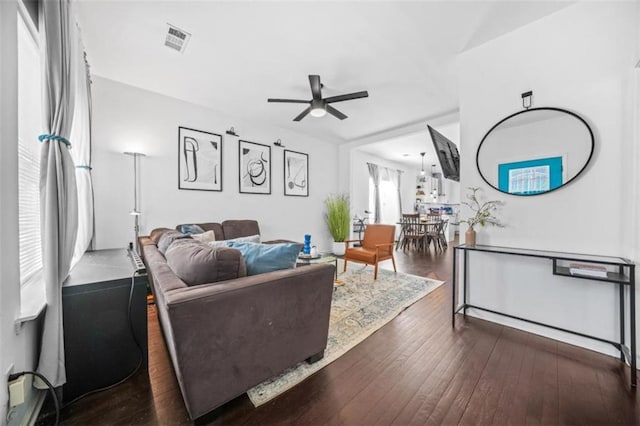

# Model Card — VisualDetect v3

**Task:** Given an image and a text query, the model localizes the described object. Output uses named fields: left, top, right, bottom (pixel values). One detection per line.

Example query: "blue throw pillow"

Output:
left=180, top=224, right=205, bottom=235
left=227, top=242, right=303, bottom=276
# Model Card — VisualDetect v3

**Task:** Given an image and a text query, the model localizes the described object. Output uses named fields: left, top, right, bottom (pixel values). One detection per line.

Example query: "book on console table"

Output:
left=568, top=262, right=608, bottom=278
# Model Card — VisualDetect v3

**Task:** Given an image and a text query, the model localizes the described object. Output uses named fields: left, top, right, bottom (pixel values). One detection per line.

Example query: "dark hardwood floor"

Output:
left=53, top=242, right=639, bottom=425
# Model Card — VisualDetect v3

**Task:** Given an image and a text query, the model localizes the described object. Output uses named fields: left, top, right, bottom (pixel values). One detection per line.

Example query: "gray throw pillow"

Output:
left=165, top=240, right=247, bottom=286
left=149, top=227, right=172, bottom=244
left=157, top=230, right=190, bottom=255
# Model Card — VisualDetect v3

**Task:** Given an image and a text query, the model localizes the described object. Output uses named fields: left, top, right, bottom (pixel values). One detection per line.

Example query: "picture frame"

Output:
left=178, top=127, right=222, bottom=191
left=284, top=150, right=309, bottom=197
left=239, top=140, right=271, bottom=194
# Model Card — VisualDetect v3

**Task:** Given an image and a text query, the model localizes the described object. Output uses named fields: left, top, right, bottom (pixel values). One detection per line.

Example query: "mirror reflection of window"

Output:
left=508, top=166, right=550, bottom=194
left=498, top=156, right=564, bottom=195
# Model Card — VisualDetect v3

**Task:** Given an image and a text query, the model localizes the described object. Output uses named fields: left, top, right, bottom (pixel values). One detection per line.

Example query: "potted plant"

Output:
left=324, top=194, right=350, bottom=255
left=459, top=187, right=504, bottom=245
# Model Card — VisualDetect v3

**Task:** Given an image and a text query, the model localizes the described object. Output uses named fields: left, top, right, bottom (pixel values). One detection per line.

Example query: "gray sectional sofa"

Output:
left=140, top=220, right=335, bottom=419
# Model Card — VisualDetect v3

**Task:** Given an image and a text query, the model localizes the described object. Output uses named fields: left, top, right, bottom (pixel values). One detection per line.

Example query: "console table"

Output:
left=452, top=244, right=636, bottom=387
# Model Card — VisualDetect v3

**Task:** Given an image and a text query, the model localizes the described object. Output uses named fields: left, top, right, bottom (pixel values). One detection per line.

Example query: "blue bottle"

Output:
left=303, top=234, right=311, bottom=255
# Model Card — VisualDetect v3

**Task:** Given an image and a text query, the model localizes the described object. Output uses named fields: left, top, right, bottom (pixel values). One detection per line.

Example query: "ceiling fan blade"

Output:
left=326, top=105, right=348, bottom=120
left=267, top=98, right=309, bottom=104
left=324, top=91, right=369, bottom=104
left=309, top=75, right=322, bottom=100
left=293, top=106, right=312, bottom=121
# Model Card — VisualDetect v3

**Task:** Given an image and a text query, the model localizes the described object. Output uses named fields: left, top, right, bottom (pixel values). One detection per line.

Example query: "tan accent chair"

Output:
left=343, top=224, right=397, bottom=280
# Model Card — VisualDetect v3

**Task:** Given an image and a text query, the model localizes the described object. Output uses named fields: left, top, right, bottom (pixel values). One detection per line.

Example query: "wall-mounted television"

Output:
left=427, top=125, right=460, bottom=182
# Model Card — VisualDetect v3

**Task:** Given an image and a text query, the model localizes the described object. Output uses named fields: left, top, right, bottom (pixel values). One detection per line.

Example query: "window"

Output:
left=18, top=9, right=43, bottom=284
left=368, top=171, right=400, bottom=225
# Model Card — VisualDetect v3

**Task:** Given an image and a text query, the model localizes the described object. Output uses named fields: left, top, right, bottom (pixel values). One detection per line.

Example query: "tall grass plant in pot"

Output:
left=325, top=194, right=350, bottom=255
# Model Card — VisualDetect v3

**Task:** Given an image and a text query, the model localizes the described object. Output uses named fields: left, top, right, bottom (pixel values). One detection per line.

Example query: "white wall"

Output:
left=457, top=2, right=638, bottom=359
left=92, top=76, right=339, bottom=252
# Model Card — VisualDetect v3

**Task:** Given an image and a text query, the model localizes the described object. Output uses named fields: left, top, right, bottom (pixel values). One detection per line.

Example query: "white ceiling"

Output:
left=357, top=120, right=460, bottom=171
left=75, top=1, right=571, bottom=144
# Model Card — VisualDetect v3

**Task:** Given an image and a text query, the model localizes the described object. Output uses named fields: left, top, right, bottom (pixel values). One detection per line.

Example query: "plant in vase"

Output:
left=324, top=193, right=350, bottom=255
left=459, top=187, right=504, bottom=246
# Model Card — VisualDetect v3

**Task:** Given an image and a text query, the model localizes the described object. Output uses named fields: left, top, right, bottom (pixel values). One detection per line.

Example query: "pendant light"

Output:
left=420, top=152, right=426, bottom=176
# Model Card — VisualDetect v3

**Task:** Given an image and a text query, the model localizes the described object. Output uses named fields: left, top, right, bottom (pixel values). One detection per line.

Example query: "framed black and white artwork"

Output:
left=284, top=150, right=309, bottom=197
left=178, top=127, right=222, bottom=191
left=239, top=140, right=271, bottom=194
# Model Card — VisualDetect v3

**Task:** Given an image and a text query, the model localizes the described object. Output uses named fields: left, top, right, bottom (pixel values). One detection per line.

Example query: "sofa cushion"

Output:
left=150, top=227, right=173, bottom=244
left=222, top=220, right=260, bottom=240
left=158, top=231, right=191, bottom=255
left=191, top=230, right=216, bottom=244
left=227, top=241, right=303, bottom=276
left=180, top=224, right=205, bottom=235
left=165, top=240, right=247, bottom=286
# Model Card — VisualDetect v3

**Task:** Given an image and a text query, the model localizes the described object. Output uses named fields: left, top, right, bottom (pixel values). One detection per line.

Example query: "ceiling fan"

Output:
left=268, top=75, right=369, bottom=121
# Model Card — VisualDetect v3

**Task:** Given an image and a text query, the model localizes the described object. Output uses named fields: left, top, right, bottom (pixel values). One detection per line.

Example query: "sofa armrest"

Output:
left=162, top=263, right=334, bottom=418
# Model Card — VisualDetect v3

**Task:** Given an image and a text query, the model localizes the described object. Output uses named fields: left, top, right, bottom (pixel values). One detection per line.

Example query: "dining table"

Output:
left=395, top=219, right=442, bottom=252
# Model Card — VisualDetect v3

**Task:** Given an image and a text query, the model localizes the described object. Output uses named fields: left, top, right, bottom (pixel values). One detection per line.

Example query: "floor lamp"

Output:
left=124, top=151, right=146, bottom=253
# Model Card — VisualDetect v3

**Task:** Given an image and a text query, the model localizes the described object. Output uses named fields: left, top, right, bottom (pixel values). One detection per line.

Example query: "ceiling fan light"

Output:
left=310, top=107, right=327, bottom=118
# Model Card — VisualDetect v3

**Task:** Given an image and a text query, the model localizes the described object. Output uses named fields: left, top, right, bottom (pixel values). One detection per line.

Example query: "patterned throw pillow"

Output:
left=180, top=224, right=205, bottom=235
left=226, top=241, right=303, bottom=276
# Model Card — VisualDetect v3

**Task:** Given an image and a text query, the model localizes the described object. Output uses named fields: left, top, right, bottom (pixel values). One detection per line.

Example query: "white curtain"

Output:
left=37, top=0, right=80, bottom=388
left=367, top=162, right=381, bottom=223
left=70, top=28, right=93, bottom=267
left=389, top=169, right=402, bottom=217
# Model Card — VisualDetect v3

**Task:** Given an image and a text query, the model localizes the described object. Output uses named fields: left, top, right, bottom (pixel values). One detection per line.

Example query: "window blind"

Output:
left=18, top=137, right=42, bottom=283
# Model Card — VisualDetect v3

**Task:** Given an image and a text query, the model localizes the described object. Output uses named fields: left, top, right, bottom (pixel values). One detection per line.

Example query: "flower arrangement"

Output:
left=459, top=187, right=504, bottom=230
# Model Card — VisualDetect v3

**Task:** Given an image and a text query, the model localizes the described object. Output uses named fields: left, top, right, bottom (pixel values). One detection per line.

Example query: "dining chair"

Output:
left=426, top=212, right=441, bottom=222
left=438, top=219, right=449, bottom=249
left=343, top=224, right=397, bottom=280
left=400, top=214, right=427, bottom=252
left=396, top=213, right=418, bottom=251
left=425, top=220, right=444, bottom=252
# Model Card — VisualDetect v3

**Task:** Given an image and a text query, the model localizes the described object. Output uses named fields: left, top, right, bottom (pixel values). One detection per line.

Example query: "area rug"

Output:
left=246, top=264, right=444, bottom=407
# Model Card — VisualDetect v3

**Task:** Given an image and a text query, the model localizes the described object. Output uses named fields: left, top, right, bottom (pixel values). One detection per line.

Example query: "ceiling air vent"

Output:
left=165, top=24, right=191, bottom=53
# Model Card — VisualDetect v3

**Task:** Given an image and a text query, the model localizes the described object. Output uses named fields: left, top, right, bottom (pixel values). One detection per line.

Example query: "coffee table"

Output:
left=296, top=253, right=338, bottom=280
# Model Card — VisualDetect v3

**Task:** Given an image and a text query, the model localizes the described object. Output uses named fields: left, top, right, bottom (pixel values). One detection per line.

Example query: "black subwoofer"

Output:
left=62, top=249, right=148, bottom=403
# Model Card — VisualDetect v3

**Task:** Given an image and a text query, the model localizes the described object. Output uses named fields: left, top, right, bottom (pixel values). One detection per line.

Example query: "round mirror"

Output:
left=476, top=107, right=594, bottom=196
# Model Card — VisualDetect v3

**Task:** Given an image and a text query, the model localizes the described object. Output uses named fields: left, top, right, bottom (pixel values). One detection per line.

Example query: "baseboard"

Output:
left=465, top=309, right=640, bottom=369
